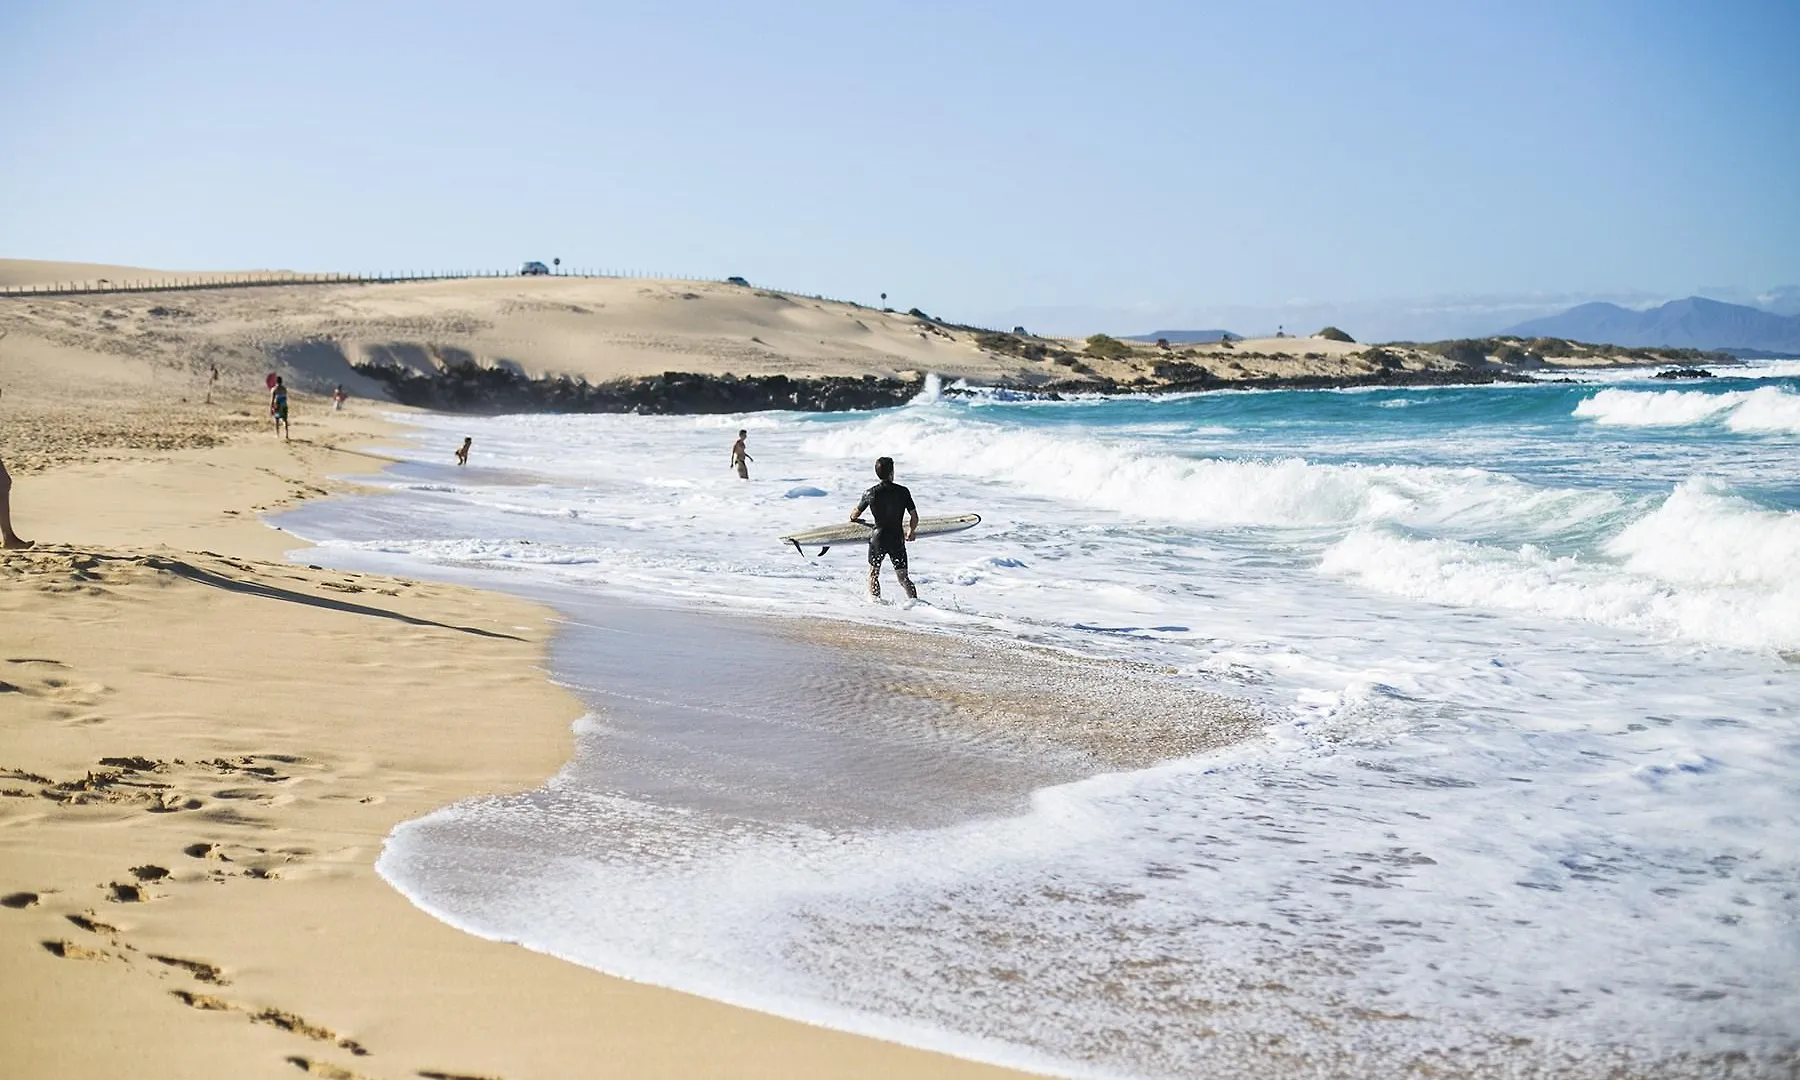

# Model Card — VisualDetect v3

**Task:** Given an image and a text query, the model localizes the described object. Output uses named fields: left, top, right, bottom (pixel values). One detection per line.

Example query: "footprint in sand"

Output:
left=211, top=788, right=278, bottom=802
left=183, top=840, right=313, bottom=880
left=2, top=891, right=41, bottom=909
left=171, top=991, right=369, bottom=1056
left=147, top=794, right=206, bottom=813
left=107, top=881, right=152, bottom=903
left=42, top=939, right=115, bottom=962
left=66, top=912, right=120, bottom=936
left=148, top=953, right=229, bottom=984
left=285, top=1057, right=371, bottom=1079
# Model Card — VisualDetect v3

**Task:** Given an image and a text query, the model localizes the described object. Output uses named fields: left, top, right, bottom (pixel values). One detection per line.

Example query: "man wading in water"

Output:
left=730, top=429, right=753, bottom=479
left=851, top=456, right=918, bottom=601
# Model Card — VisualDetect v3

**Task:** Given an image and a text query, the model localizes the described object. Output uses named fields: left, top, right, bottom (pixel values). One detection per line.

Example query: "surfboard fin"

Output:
left=817, top=545, right=831, bottom=556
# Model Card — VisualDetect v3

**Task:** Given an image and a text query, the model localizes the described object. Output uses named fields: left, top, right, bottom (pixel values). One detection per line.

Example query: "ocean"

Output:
left=276, top=363, right=1800, bottom=1078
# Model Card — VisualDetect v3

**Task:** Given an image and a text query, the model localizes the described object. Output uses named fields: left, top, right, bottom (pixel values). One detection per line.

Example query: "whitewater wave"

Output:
left=1573, top=386, right=1800, bottom=434
left=805, top=412, right=1622, bottom=535
left=1321, top=480, right=1800, bottom=651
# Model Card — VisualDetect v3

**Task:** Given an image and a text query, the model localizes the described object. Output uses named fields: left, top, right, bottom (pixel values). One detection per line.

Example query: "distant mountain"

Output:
left=1127, top=329, right=1238, bottom=344
left=1503, top=296, right=1800, bottom=354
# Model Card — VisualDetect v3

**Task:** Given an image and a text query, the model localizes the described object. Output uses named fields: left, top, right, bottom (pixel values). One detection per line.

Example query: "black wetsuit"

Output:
left=855, top=480, right=917, bottom=570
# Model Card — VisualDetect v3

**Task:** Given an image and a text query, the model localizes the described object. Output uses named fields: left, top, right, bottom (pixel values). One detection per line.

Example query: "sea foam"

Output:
left=1575, top=385, right=1800, bottom=434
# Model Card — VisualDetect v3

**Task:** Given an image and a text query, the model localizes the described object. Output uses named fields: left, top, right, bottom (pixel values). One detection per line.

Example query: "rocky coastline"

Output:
left=354, top=360, right=1551, bottom=415
left=353, top=362, right=924, bottom=414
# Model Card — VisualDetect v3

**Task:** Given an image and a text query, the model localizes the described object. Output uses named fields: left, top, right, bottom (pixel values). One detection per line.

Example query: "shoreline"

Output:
left=0, top=397, right=1041, bottom=1079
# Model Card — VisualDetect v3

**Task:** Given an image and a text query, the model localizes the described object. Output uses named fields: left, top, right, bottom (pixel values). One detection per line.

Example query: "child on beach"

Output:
left=456, top=437, right=472, bottom=466
left=270, top=377, right=289, bottom=440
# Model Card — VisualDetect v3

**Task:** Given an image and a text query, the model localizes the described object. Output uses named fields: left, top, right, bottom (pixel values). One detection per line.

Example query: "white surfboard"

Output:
left=781, top=513, right=981, bottom=555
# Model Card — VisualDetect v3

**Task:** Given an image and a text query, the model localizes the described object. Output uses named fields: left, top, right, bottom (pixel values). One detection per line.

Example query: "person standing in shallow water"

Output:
left=730, top=429, right=753, bottom=479
left=455, top=437, right=472, bottom=466
left=269, top=376, right=289, bottom=440
left=852, top=456, right=918, bottom=600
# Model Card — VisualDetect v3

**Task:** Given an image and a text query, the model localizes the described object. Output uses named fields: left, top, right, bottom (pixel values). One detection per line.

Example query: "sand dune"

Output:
left=2, top=263, right=1667, bottom=406
left=0, top=271, right=1033, bottom=395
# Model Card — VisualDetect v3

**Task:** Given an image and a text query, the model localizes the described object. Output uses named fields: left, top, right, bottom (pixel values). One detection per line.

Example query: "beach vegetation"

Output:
left=1493, top=343, right=1534, bottom=366
left=1084, top=334, right=1134, bottom=360
left=1434, top=340, right=1493, bottom=366
left=1316, top=326, right=1355, bottom=342
left=1528, top=336, right=1579, bottom=357
left=975, top=331, right=1049, bottom=361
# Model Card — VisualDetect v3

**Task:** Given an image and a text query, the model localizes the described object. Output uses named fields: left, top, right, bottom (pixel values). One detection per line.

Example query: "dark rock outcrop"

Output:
left=354, top=362, right=923, bottom=414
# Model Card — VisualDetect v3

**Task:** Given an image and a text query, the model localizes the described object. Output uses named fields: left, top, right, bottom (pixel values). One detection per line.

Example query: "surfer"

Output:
left=269, top=376, right=289, bottom=440
left=455, top=437, right=472, bottom=466
left=730, top=430, right=753, bottom=480
left=851, top=456, right=918, bottom=600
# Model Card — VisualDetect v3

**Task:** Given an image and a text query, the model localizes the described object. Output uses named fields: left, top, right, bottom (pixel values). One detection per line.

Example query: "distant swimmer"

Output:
left=0, top=454, right=32, bottom=549
left=852, top=456, right=918, bottom=601
left=270, top=376, right=290, bottom=440
left=730, top=429, right=753, bottom=480
left=455, top=437, right=472, bottom=466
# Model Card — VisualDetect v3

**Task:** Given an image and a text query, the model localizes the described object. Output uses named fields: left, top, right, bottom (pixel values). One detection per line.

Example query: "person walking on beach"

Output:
left=270, top=376, right=290, bottom=440
left=0, top=455, right=32, bottom=550
left=332, top=384, right=346, bottom=411
left=206, top=363, right=219, bottom=405
left=455, top=437, right=472, bottom=466
left=730, top=429, right=753, bottom=480
left=852, top=456, right=918, bottom=601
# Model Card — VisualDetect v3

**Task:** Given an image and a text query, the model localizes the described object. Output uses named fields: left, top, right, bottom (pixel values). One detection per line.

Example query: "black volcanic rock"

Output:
left=355, top=363, right=923, bottom=414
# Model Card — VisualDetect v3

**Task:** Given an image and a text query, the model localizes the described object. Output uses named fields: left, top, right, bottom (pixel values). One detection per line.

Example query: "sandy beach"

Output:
left=7, top=262, right=1788, bottom=1080
left=0, top=295, right=1040, bottom=1079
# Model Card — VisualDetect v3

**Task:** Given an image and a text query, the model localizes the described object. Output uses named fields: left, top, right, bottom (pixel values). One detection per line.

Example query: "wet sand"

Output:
left=0, top=363, right=1040, bottom=1078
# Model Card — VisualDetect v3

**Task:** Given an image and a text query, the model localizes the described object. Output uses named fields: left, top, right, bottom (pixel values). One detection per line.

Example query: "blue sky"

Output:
left=2, top=0, right=1795, bottom=338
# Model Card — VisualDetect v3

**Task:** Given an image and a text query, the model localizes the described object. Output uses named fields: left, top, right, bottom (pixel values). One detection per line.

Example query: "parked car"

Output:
left=520, top=261, right=551, bottom=276
left=725, top=275, right=750, bottom=286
